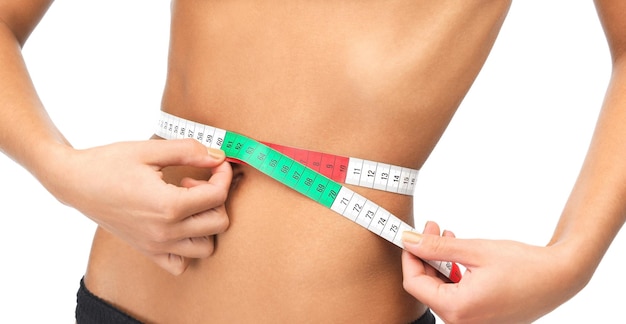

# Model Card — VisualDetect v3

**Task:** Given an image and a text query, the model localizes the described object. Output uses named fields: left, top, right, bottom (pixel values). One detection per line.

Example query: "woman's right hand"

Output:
left=39, top=138, right=232, bottom=275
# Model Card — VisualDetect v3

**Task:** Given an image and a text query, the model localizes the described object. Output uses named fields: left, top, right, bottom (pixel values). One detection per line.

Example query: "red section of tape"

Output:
left=261, top=142, right=350, bottom=184
left=449, top=263, right=463, bottom=283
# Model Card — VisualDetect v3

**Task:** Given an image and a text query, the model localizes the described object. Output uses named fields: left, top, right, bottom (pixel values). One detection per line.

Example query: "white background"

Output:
left=0, top=1, right=623, bottom=323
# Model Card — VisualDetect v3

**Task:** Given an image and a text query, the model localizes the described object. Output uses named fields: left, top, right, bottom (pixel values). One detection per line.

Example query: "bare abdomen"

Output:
left=85, top=162, right=424, bottom=323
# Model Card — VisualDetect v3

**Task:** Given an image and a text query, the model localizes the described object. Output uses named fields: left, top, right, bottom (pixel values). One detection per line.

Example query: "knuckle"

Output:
left=213, top=213, right=230, bottom=233
left=204, top=240, right=216, bottom=257
left=148, top=225, right=174, bottom=245
left=170, top=268, right=185, bottom=276
left=181, top=138, right=204, bottom=156
left=143, top=241, right=162, bottom=255
left=431, top=237, right=445, bottom=253
left=160, top=203, right=181, bottom=222
left=167, top=262, right=186, bottom=276
left=180, top=137, right=199, bottom=149
left=189, top=237, right=215, bottom=258
left=424, top=235, right=446, bottom=254
left=206, top=187, right=228, bottom=204
left=214, top=189, right=229, bottom=203
left=402, top=278, right=413, bottom=293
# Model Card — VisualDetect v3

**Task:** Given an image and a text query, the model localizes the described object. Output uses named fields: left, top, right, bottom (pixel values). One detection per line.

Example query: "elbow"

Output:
left=0, top=0, right=54, bottom=47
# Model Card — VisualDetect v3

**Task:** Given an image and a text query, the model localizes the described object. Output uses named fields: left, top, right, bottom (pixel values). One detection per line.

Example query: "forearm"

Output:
left=549, top=56, right=626, bottom=280
left=0, top=18, right=72, bottom=179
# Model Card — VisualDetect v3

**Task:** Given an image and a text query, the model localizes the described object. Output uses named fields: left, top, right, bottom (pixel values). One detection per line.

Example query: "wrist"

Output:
left=547, top=235, right=598, bottom=296
left=29, top=140, right=79, bottom=204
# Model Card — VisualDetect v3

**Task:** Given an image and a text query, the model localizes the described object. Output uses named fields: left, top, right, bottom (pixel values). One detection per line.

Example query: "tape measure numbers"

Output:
left=260, top=142, right=419, bottom=196
left=156, top=111, right=462, bottom=283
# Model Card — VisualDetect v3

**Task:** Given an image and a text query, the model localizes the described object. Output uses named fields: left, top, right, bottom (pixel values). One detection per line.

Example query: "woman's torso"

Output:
left=85, top=1, right=511, bottom=322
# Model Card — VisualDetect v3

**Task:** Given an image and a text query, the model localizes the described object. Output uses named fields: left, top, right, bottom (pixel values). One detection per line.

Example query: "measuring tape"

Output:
left=259, top=142, right=419, bottom=196
left=156, top=111, right=462, bottom=283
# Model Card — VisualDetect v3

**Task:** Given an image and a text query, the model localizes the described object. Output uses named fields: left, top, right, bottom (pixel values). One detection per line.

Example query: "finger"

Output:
left=150, top=253, right=191, bottom=276
left=402, top=250, right=454, bottom=309
left=154, top=206, right=225, bottom=259
left=166, top=235, right=217, bottom=259
left=180, top=177, right=204, bottom=188
left=176, top=205, right=230, bottom=240
left=179, top=158, right=232, bottom=194
left=442, top=229, right=456, bottom=238
left=144, top=138, right=226, bottom=169
left=402, top=249, right=428, bottom=278
left=204, top=160, right=233, bottom=191
left=171, top=161, right=233, bottom=218
left=423, top=220, right=441, bottom=235
left=403, top=233, right=480, bottom=267
left=417, top=222, right=444, bottom=277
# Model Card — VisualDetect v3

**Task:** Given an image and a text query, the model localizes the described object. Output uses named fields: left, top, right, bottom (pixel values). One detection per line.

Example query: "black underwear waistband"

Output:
left=76, top=276, right=435, bottom=324
left=76, top=277, right=142, bottom=324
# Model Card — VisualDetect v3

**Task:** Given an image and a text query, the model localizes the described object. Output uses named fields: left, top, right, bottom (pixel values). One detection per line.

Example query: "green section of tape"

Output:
left=222, top=131, right=340, bottom=208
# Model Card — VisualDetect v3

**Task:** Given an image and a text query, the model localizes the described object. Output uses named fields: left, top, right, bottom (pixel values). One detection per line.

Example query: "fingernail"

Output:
left=208, top=148, right=225, bottom=160
left=402, top=231, right=422, bottom=244
left=422, top=222, right=429, bottom=232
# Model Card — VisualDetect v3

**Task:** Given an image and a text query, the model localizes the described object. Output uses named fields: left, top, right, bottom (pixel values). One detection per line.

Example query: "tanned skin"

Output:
left=1, top=1, right=624, bottom=323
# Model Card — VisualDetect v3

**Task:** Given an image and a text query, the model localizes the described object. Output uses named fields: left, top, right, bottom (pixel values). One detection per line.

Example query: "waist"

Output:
left=85, top=164, right=422, bottom=322
left=84, top=117, right=424, bottom=322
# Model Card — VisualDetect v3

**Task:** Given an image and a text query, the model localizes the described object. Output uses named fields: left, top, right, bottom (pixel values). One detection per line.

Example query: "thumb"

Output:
left=401, top=232, right=473, bottom=307
left=402, top=231, right=475, bottom=268
left=144, top=138, right=226, bottom=168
